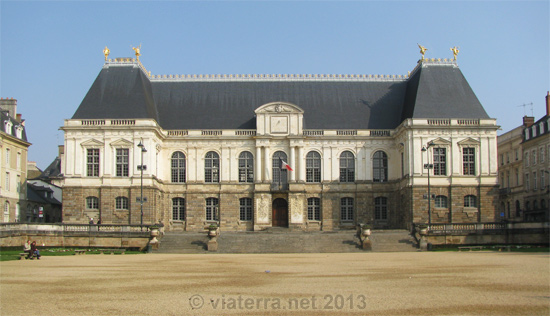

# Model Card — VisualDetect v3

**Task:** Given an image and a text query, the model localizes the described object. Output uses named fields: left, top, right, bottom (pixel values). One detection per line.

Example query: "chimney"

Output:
left=16, top=114, right=22, bottom=122
left=523, top=116, right=535, bottom=127
left=58, top=145, right=65, bottom=156
left=546, top=91, right=549, bottom=117
left=0, top=98, right=17, bottom=118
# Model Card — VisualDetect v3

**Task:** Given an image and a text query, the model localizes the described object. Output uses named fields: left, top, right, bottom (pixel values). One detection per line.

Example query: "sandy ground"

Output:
left=0, top=252, right=549, bottom=316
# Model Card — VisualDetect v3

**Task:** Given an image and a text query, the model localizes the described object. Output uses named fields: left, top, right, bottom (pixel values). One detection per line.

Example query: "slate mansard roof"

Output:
left=72, top=59, right=490, bottom=130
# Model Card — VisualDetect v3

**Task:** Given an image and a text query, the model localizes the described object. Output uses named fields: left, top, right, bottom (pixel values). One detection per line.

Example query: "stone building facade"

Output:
left=0, top=98, right=30, bottom=223
left=521, top=93, right=550, bottom=221
left=59, top=53, right=499, bottom=232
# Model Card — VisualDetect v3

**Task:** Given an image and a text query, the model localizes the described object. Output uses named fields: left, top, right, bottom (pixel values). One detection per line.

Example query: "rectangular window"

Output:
left=172, top=198, right=185, bottom=221
left=86, top=197, right=99, bottom=209
left=462, top=148, right=475, bottom=175
left=5, top=172, right=9, bottom=191
left=307, top=198, right=321, bottom=221
left=516, top=169, right=520, bottom=186
left=541, top=170, right=546, bottom=190
left=239, top=198, right=253, bottom=221
left=17, top=152, right=21, bottom=170
left=87, top=149, right=100, bottom=177
left=16, top=175, right=20, bottom=193
left=515, top=149, right=519, bottom=161
left=5, top=148, right=10, bottom=167
left=532, top=150, right=537, bottom=165
left=374, top=197, right=388, bottom=220
left=506, top=153, right=510, bottom=164
left=433, top=148, right=446, bottom=176
left=540, top=147, right=545, bottom=163
left=525, top=174, right=530, bottom=191
left=340, top=198, right=354, bottom=221
left=206, top=198, right=219, bottom=221
left=533, top=172, right=537, bottom=190
left=116, top=148, right=129, bottom=177
left=524, top=152, right=529, bottom=167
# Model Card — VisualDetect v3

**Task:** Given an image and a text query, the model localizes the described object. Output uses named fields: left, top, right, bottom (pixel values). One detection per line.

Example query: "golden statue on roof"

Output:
left=103, top=46, right=110, bottom=61
left=450, top=46, right=460, bottom=60
left=132, top=44, right=141, bottom=61
left=417, top=44, right=428, bottom=60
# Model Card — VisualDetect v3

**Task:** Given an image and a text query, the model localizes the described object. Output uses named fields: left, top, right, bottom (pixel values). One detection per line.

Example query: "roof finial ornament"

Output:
left=132, top=44, right=141, bottom=61
left=450, top=46, right=460, bottom=61
left=103, top=46, right=110, bottom=61
left=417, top=44, right=428, bottom=61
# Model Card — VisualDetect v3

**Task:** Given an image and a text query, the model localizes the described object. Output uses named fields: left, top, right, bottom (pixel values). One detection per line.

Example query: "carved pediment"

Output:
left=81, top=139, right=104, bottom=147
left=110, top=139, right=134, bottom=147
left=254, top=102, right=304, bottom=114
left=428, top=137, right=451, bottom=146
left=457, top=137, right=480, bottom=146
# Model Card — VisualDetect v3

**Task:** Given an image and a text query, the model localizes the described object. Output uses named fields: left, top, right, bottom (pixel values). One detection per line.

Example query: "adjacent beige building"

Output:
left=0, top=98, right=30, bottom=222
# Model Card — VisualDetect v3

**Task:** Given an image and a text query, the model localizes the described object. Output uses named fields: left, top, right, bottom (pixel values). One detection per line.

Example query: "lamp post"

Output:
left=137, top=141, right=147, bottom=229
left=422, top=143, right=434, bottom=225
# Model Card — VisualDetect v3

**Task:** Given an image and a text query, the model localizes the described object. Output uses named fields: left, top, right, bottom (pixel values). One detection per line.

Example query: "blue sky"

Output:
left=1, top=1, right=548, bottom=169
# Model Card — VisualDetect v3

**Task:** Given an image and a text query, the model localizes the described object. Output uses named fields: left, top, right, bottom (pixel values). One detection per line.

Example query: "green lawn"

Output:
left=0, top=248, right=144, bottom=261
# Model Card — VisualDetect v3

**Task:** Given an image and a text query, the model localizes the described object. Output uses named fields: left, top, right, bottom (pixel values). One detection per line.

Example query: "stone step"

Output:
left=155, top=229, right=418, bottom=253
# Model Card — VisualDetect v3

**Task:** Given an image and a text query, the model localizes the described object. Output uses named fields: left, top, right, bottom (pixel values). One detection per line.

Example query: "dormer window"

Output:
left=4, top=120, right=12, bottom=134
left=15, top=125, right=23, bottom=139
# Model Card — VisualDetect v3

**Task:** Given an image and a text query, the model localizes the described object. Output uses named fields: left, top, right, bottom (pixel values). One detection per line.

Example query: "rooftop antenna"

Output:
left=517, top=102, right=533, bottom=116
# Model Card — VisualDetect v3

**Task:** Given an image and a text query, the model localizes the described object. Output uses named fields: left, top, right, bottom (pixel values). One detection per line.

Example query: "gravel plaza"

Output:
left=0, top=252, right=549, bottom=316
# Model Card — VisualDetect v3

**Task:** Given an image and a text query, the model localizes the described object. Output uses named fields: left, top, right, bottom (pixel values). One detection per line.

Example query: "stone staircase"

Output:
left=154, top=229, right=418, bottom=254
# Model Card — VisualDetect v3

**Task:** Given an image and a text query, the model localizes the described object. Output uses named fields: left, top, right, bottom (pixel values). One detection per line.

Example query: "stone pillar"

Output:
left=255, top=146, right=262, bottom=182
left=297, top=146, right=304, bottom=182
left=264, top=146, right=271, bottom=183
left=290, top=146, right=296, bottom=182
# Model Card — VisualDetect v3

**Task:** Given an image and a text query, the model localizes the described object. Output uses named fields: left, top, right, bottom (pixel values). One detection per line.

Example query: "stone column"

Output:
left=256, top=146, right=262, bottom=182
left=290, top=146, right=296, bottom=182
left=264, top=146, right=271, bottom=183
left=297, top=146, right=304, bottom=182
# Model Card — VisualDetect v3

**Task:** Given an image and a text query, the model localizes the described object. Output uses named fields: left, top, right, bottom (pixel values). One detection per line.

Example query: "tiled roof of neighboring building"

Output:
left=72, top=59, right=490, bottom=130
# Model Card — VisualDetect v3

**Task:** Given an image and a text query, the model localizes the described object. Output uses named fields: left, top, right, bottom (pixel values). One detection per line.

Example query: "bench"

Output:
left=19, top=253, right=29, bottom=260
left=458, top=246, right=484, bottom=252
left=74, top=250, right=86, bottom=255
left=99, top=248, right=125, bottom=255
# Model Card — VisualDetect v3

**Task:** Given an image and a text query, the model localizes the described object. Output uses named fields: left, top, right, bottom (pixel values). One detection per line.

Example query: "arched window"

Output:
left=272, top=151, right=289, bottom=190
left=375, top=197, right=388, bottom=220
left=306, top=151, right=321, bottom=183
left=533, top=200, right=538, bottom=210
left=205, top=151, right=220, bottom=183
left=515, top=200, right=521, bottom=217
left=238, top=152, right=254, bottom=183
left=115, top=197, right=128, bottom=210
left=239, top=198, right=253, bottom=221
left=206, top=197, right=219, bottom=221
left=525, top=201, right=530, bottom=211
left=373, top=151, right=388, bottom=182
left=86, top=196, right=99, bottom=210
left=541, top=199, right=546, bottom=210
left=171, top=152, right=186, bottom=183
left=340, top=197, right=354, bottom=221
left=434, top=195, right=448, bottom=208
left=339, top=151, right=355, bottom=183
left=464, top=195, right=477, bottom=208
left=307, top=197, right=321, bottom=221
left=172, top=198, right=185, bottom=221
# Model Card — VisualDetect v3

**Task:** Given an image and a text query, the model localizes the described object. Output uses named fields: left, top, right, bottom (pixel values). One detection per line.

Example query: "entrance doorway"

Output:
left=272, top=198, right=288, bottom=227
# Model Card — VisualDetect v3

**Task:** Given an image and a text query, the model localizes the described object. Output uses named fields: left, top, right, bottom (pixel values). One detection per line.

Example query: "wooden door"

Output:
left=272, top=198, right=288, bottom=227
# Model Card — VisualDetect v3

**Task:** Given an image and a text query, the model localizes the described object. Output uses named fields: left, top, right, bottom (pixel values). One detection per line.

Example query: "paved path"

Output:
left=1, top=252, right=549, bottom=315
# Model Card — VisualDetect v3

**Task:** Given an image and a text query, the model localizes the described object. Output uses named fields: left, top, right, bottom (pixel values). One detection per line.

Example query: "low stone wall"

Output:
left=422, top=222, right=549, bottom=246
left=0, top=223, right=151, bottom=250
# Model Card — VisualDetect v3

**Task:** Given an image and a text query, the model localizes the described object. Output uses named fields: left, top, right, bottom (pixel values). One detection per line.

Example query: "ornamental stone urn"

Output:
left=356, top=224, right=372, bottom=251
left=207, top=224, right=220, bottom=251
left=148, top=225, right=160, bottom=250
left=418, top=226, right=429, bottom=251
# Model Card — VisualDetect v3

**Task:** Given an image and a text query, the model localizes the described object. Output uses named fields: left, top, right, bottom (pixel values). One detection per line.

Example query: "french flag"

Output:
left=280, top=158, right=293, bottom=171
